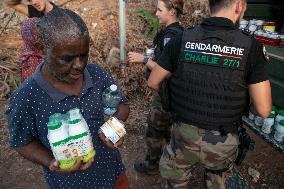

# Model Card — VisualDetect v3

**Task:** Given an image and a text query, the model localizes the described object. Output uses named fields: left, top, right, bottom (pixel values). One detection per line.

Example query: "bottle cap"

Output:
left=268, top=113, right=275, bottom=118
left=68, top=108, right=82, bottom=124
left=110, top=84, right=117, bottom=91
left=249, top=25, right=257, bottom=32
left=240, top=19, right=248, bottom=25
left=47, top=113, right=62, bottom=130
left=279, top=110, right=284, bottom=116
left=256, top=20, right=264, bottom=26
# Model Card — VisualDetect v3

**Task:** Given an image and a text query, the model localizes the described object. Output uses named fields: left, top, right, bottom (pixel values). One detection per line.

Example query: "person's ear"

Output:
left=170, top=8, right=176, bottom=16
left=235, top=0, right=242, bottom=15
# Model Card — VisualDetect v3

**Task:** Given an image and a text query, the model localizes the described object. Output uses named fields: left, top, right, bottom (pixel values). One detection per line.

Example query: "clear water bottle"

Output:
left=254, top=115, right=264, bottom=126
left=275, top=110, right=284, bottom=127
left=274, top=120, right=284, bottom=142
left=261, top=113, right=275, bottom=134
left=102, top=84, right=121, bottom=120
left=248, top=111, right=255, bottom=122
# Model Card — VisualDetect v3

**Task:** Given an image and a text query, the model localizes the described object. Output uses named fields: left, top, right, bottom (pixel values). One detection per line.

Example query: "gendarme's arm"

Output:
left=148, top=64, right=170, bottom=91
left=248, top=80, right=272, bottom=118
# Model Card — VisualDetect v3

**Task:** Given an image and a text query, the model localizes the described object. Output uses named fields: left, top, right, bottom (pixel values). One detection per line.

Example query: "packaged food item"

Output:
left=256, top=20, right=264, bottom=30
left=263, top=22, right=276, bottom=32
left=261, top=113, right=275, bottom=134
left=248, top=24, right=257, bottom=34
left=100, top=116, right=126, bottom=144
left=275, top=110, right=284, bottom=127
left=239, top=20, right=248, bottom=30
left=47, top=113, right=77, bottom=169
left=254, top=115, right=264, bottom=126
left=274, top=120, right=284, bottom=142
left=248, top=111, right=255, bottom=122
left=67, top=108, right=95, bottom=163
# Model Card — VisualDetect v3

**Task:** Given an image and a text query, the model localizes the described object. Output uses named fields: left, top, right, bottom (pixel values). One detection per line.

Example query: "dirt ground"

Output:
left=0, top=0, right=284, bottom=189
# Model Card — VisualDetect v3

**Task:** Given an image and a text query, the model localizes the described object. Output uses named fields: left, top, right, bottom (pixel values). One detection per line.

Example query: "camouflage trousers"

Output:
left=145, top=92, right=173, bottom=166
left=160, top=122, right=239, bottom=189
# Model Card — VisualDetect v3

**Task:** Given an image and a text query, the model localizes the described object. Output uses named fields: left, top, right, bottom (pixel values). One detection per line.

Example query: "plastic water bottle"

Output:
left=275, top=110, right=284, bottom=127
left=254, top=115, right=264, bottom=126
left=274, top=120, right=284, bottom=142
left=248, top=111, right=255, bottom=122
left=68, top=108, right=95, bottom=163
left=271, top=106, right=277, bottom=115
left=47, top=113, right=77, bottom=169
left=102, top=84, right=121, bottom=120
left=261, top=113, right=275, bottom=134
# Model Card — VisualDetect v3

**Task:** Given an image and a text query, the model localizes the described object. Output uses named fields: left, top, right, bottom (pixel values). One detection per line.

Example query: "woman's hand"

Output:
left=49, top=157, right=94, bottom=173
left=99, top=132, right=124, bottom=149
left=128, top=52, right=144, bottom=64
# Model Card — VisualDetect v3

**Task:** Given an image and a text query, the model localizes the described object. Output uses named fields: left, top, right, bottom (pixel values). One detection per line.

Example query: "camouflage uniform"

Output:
left=136, top=92, right=173, bottom=174
left=160, top=122, right=239, bottom=189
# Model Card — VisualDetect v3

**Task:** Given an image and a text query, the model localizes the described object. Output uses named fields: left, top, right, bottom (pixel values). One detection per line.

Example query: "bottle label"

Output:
left=274, top=131, right=284, bottom=142
left=68, top=132, right=94, bottom=158
left=100, top=117, right=126, bottom=144
left=248, top=111, right=255, bottom=121
left=254, top=116, right=264, bottom=126
left=262, top=122, right=273, bottom=134
left=51, top=141, right=72, bottom=161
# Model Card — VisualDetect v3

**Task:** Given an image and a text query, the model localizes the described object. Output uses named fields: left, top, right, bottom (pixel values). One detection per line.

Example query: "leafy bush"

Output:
left=136, top=9, right=160, bottom=39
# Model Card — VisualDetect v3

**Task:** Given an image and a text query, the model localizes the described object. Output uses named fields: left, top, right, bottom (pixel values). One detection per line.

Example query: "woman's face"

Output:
left=44, top=36, right=90, bottom=84
left=155, top=0, right=174, bottom=25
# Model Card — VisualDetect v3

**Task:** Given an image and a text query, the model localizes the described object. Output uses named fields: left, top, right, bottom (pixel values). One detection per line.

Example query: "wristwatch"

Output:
left=143, top=56, right=149, bottom=65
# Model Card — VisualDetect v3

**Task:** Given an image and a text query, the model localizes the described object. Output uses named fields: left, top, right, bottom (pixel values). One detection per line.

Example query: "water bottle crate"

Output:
left=242, top=116, right=284, bottom=154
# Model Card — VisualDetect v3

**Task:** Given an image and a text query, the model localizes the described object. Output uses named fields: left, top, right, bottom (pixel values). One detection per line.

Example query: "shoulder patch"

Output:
left=263, top=46, right=269, bottom=61
left=163, top=38, right=171, bottom=46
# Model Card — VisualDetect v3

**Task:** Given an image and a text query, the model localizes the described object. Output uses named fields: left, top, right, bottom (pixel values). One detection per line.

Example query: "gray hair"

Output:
left=37, top=8, right=89, bottom=50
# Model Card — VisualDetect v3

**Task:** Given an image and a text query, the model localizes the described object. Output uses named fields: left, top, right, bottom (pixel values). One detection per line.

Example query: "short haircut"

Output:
left=209, top=0, right=241, bottom=13
left=37, top=8, right=89, bottom=50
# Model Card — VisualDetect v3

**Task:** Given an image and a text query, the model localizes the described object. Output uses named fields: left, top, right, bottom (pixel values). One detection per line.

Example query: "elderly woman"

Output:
left=7, top=8, right=130, bottom=189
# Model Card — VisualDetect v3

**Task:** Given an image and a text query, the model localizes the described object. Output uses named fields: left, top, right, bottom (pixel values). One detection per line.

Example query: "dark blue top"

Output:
left=6, top=63, right=128, bottom=189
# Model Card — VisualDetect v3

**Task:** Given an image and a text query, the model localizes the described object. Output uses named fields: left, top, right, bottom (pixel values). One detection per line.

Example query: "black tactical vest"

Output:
left=144, top=23, right=183, bottom=79
left=170, top=26, right=253, bottom=132
left=153, top=24, right=183, bottom=61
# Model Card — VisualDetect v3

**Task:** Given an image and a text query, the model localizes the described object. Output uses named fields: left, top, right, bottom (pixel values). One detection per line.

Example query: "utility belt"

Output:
left=174, top=116, right=241, bottom=134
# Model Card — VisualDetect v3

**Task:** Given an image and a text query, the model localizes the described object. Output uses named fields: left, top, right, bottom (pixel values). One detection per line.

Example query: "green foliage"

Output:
left=136, top=9, right=160, bottom=39
left=7, top=75, right=20, bottom=89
